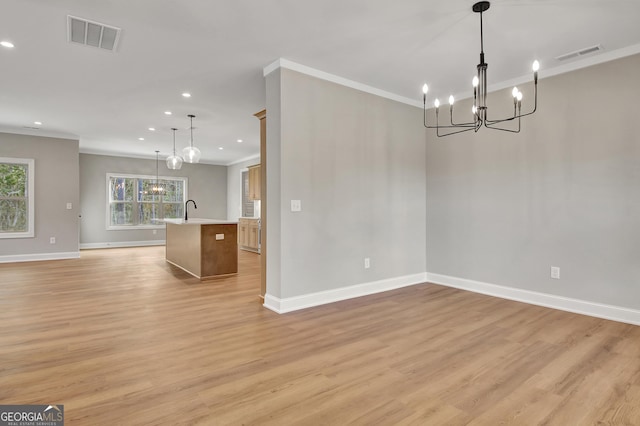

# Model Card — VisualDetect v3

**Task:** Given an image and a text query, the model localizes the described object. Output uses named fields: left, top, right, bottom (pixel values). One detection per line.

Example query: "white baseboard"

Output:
left=0, top=251, right=80, bottom=263
left=80, top=240, right=165, bottom=249
left=263, top=272, right=427, bottom=314
left=263, top=270, right=640, bottom=326
left=426, top=272, right=640, bottom=326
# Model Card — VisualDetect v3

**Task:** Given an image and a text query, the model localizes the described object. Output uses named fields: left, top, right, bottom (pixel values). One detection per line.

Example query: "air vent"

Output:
left=555, top=44, right=603, bottom=62
left=67, top=15, right=121, bottom=51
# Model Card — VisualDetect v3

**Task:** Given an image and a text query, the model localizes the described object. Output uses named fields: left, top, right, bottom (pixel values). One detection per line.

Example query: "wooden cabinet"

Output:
left=238, top=220, right=249, bottom=247
left=238, top=218, right=259, bottom=252
left=165, top=221, right=238, bottom=279
left=248, top=220, right=259, bottom=249
left=248, top=164, right=261, bottom=200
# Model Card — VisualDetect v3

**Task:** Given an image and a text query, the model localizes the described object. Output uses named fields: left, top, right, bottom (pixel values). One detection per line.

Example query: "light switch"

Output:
left=291, top=200, right=302, bottom=212
left=66, top=203, right=73, bottom=210
left=215, top=234, right=224, bottom=240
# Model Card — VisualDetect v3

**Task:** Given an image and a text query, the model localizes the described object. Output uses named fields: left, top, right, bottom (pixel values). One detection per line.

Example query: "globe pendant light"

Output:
left=182, top=114, right=201, bottom=163
left=166, top=127, right=183, bottom=170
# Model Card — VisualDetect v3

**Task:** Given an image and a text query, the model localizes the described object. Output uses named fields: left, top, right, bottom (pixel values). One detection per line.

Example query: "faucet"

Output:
left=185, top=199, right=197, bottom=221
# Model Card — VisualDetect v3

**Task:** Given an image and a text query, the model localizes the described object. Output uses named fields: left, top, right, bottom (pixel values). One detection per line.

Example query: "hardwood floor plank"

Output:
left=1, top=246, right=638, bottom=424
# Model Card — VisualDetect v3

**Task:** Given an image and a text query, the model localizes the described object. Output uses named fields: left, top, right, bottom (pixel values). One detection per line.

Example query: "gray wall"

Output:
left=227, top=156, right=260, bottom=221
left=426, top=53, right=640, bottom=309
left=266, top=68, right=427, bottom=299
left=0, top=132, right=80, bottom=258
left=80, top=153, right=227, bottom=246
left=266, top=69, right=283, bottom=298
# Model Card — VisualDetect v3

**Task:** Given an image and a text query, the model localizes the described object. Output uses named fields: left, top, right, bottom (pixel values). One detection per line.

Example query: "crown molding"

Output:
left=264, top=58, right=422, bottom=108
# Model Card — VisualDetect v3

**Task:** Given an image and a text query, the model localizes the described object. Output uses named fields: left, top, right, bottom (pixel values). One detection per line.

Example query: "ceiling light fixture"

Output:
left=164, top=111, right=172, bottom=115
left=150, top=150, right=166, bottom=195
left=34, top=121, right=42, bottom=126
left=148, top=127, right=156, bottom=131
left=166, top=127, right=183, bottom=170
left=422, top=1, right=539, bottom=136
left=138, top=137, right=145, bottom=141
left=182, top=92, right=191, bottom=98
left=237, top=139, right=243, bottom=143
left=182, top=114, right=201, bottom=163
left=0, top=41, right=14, bottom=48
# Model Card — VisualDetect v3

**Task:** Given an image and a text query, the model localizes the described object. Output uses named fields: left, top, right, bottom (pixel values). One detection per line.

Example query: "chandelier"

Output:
left=150, top=150, right=166, bottom=195
left=422, top=1, right=539, bottom=136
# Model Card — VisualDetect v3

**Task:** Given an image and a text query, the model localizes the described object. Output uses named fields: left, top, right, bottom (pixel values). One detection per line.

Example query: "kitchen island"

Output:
left=164, top=218, right=238, bottom=279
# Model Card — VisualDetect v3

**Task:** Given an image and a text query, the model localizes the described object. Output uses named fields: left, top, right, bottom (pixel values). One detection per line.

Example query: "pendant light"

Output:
left=182, top=114, right=201, bottom=163
left=150, top=150, right=166, bottom=195
left=166, top=127, right=183, bottom=170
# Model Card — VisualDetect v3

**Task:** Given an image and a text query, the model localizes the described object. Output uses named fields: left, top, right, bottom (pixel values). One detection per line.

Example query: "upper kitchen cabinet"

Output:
left=248, top=164, right=261, bottom=200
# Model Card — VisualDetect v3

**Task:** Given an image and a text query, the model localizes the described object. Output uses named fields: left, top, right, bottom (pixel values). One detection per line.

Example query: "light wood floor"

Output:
left=0, top=247, right=638, bottom=425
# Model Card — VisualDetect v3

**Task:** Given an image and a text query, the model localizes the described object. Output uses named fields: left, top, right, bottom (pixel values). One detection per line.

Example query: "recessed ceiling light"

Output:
left=218, top=147, right=224, bottom=150
left=34, top=121, right=42, bottom=126
left=237, top=139, right=243, bottom=143
left=138, top=137, right=145, bottom=141
left=0, top=41, right=14, bottom=48
left=148, top=127, right=156, bottom=131
left=182, top=93, right=191, bottom=98
left=164, top=111, right=172, bottom=115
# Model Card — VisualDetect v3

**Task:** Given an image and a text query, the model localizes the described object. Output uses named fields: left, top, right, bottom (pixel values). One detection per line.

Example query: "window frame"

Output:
left=0, top=157, right=35, bottom=239
left=106, top=172, right=188, bottom=230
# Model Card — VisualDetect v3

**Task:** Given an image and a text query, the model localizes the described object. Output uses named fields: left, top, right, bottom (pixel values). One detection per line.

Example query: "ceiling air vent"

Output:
left=555, top=44, right=603, bottom=62
left=67, top=15, right=121, bottom=51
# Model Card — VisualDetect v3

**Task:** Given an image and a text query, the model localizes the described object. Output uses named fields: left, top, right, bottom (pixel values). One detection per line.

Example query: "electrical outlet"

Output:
left=66, top=202, right=73, bottom=210
left=49, top=237, right=56, bottom=244
left=551, top=266, right=560, bottom=279
left=364, top=258, right=370, bottom=269
left=291, top=200, right=302, bottom=212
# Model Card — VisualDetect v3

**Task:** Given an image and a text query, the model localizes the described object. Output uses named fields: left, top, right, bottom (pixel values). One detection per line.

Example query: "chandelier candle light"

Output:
left=166, top=127, right=183, bottom=170
left=422, top=1, right=539, bottom=136
left=182, top=114, right=201, bottom=163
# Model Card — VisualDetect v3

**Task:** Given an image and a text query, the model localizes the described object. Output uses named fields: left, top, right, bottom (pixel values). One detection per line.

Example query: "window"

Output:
left=0, top=158, right=34, bottom=238
left=107, top=173, right=187, bottom=229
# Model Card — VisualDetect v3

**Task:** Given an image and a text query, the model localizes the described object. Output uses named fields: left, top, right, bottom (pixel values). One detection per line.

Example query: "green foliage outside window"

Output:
left=108, top=175, right=185, bottom=227
left=0, top=163, right=28, bottom=233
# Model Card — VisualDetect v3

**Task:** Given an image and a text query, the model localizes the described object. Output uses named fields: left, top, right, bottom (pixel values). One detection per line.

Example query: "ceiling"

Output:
left=2, top=0, right=640, bottom=165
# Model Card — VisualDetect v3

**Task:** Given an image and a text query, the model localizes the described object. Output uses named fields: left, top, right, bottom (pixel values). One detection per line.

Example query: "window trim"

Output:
left=0, top=157, right=35, bottom=239
left=106, top=172, right=188, bottom=231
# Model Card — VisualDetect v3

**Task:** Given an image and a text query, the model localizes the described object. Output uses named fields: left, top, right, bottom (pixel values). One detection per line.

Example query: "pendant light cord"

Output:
left=155, top=150, right=160, bottom=182
left=188, top=114, right=195, bottom=148
left=480, top=10, right=484, bottom=55
left=171, top=128, right=178, bottom=155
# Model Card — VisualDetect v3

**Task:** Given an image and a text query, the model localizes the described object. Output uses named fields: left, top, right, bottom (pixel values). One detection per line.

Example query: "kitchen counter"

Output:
left=164, top=218, right=238, bottom=225
left=165, top=218, right=238, bottom=279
